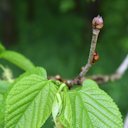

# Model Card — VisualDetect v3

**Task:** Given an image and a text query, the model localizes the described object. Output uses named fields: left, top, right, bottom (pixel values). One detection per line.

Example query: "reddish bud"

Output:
left=92, top=15, right=103, bottom=29
left=92, top=51, right=99, bottom=64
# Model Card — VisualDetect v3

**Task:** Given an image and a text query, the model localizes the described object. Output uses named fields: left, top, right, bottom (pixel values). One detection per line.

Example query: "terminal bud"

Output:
left=92, top=15, right=103, bottom=29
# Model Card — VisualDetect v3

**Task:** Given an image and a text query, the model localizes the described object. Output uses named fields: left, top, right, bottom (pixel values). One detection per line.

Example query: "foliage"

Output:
left=0, top=44, right=123, bottom=128
left=0, top=45, right=35, bottom=71
left=0, top=0, right=128, bottom=127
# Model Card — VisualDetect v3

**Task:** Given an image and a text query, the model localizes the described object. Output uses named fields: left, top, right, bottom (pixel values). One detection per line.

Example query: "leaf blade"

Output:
left=0, top=51, right=35, bottom=71
left=0, top=81, right=10, bottom=127
left=57, top=91, right=73, bottom=128
left=68, top=79, right=123, bottom=128
left=5, top=75, right=57, bottom=128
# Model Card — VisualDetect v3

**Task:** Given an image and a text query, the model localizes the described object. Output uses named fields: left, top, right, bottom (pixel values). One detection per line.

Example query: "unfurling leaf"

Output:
left=52, top=84, right=66, bottom=125
left=56, top=91, right=72, bottom=128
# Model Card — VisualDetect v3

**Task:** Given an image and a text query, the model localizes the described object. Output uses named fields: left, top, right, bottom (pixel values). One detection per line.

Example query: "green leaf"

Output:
left=0, top=81, right=9, bottom=94
left=0, top=50, right=35, bottom=71
left=57, top=91, right=72, bottom=128
left=0, top=94, right=4, bottom=128
left=52, top=84, right=72, bottom=128
left=0, top=68, right=46, bottom=127
left=52, top=93, right=62, bottom=123
left=16, top=67, right=47, bottom=81
left=52, top=84, right=66, bottom=124
left=0, top=81, right=9, bottom=127
left=5, top=75, right=58, bottom=128
left=68, top=79, right=123, bottom=128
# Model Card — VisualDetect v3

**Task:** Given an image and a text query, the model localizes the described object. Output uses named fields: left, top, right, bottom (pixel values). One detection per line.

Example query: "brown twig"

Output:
left=78, top=29, right=100, bottom=77
left=50, top=54, right=128, bottom=86
left=49, top=16, right=128, bottom=87
left=90, top=54, right=128, bottom=84
left=66, top=15, right=103, bottom=87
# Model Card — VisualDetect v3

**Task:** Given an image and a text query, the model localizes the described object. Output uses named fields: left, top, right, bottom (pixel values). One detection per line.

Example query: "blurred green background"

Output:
left=0, top=0, right=128, bottom=127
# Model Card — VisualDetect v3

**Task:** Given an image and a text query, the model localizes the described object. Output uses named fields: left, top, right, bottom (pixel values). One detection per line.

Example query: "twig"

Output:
left=79, top=15, right=103, bottom=77
left=124, top=113, right=128, bottom=128
left=116, top=54, right=128, bottom=76
left=90, top=54, right=128, bottom=84
left=66, top=15, right=103, bottom=87
left=49, top=54, right=128, bottom=86
left=79, top=29, right=100, bottom=77
left=49, top=16, right=128, bottom=87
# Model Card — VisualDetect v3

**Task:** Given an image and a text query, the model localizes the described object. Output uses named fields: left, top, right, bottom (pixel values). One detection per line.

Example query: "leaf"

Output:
left=0, top=50, right=35, bottom=71
left=52, top=93, right=62, bottom=124
left=52, top=84, right=66, bottom=124
left=5, top=74, right=58, bottom=128
left=68, top=79, right=123, bottom=128
left=0, top=94, right=4, bottom=128
left=52, top=84, right=72, bottom=128
left=15, top=67, right=47, bottom=81
left=57, top=91, right=72, bottom=128
left=0, top=80, right=10, bottom=127
left=0, top=81, right=9, bottom=94
left=24, top=67, right=47, bottom=78
left=0, top=68, right=46, bottom=127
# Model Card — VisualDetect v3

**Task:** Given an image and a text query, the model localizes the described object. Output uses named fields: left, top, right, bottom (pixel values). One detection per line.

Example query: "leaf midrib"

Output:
left=6, top=81, right=51, bottom=128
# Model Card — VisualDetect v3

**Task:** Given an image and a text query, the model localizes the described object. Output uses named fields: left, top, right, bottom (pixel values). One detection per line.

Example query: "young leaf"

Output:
left=52, top=92, right=63, bottom=124
left=56, top=91, right=72, bottom=128
left=5, top=75, right=58, bottom=128
left=52, top=84, right=72, bottom=128
left=0, top=50, right=35, bottom=71
left=68, top=79, right=123, bottom=128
